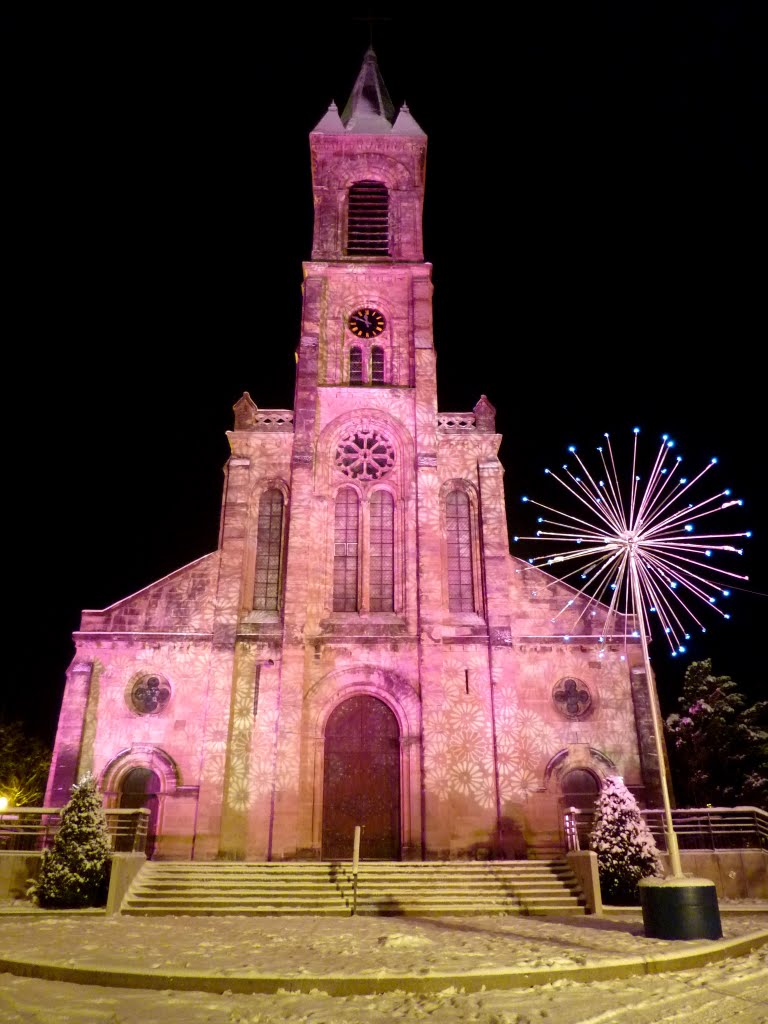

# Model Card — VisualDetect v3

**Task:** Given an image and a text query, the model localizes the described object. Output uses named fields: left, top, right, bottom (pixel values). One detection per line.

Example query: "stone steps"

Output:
left=121, top=860, right=587, bottom=917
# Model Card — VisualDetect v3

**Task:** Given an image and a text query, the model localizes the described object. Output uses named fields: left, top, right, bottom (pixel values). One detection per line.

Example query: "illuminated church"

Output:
left=46, top=51, right=662, bottom=861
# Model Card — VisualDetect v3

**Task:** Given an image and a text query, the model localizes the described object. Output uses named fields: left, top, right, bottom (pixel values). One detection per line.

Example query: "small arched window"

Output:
left=347, top=181, right=389, bottom=256
left=369, top=490, right=394, bottom=611
left=371, top=346, right=385, bottom=384
left=333, top=488, right=360, bottom=611
left=349, top=346, right=363, bottom=385
left=254, top=489, right=284, bottom=611
left=446, top=490, right=475, bottom=612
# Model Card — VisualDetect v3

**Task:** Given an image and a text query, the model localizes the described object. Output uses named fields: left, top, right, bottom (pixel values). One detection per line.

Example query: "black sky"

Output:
left=6, top=6, right=765, bottom=743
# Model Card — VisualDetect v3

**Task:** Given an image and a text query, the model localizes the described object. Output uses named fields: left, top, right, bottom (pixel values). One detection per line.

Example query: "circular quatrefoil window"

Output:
left=552, top=677, right=592, bottom=719
left=129, top=674, right=172, bottom=716
left=335, top=428, right=395, bottom=481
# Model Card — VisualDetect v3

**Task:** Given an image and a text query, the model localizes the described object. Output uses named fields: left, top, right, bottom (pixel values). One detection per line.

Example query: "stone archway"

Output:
left=119, top=766, right=162, bottom=858
left=322, top=695, right=401, bottom=860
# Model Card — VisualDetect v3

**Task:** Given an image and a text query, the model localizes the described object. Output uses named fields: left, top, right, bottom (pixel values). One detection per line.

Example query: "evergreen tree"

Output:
left=30, top=773, right=111, bottom=908
left=589, top=775, right=663, bottom=904
left=665, top=659, right=768, bottom=808
left=0, top=720, right=51, bottom=806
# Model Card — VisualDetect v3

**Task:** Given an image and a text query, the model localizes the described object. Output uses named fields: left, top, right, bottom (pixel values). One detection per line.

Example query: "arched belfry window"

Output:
left=333, top=488, right=360, bottom=611
left=349, top=346, right=363, bottom=385
left=369, top=490, right=394, bottom=611
left=371, top=346, right=385, bottom=384
left=446, top=490, right=475, bottom=612
left=347, top=181, right=389, bottom=256
left=253, top=489, right=285, bottom=611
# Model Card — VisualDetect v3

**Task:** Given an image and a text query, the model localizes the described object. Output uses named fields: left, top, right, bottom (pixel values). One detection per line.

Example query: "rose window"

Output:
left=129, top=674, right=171, bottom=715
left=552, top=677, right=592, bottom=718
left=335, top=428, right=395, bottom=480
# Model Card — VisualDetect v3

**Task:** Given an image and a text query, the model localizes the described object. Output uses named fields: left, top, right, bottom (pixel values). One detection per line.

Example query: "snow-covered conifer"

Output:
left=30, top=772, right=111, bottom=908
left=589, top=775, right=662, bottom=904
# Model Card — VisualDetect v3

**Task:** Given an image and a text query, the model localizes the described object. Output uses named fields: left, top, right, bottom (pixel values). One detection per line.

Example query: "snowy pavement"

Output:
left=0, top=906, right=766, bottom=1023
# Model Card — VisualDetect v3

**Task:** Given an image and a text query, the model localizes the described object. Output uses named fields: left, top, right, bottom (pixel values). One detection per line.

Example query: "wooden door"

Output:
left=322, top=695, right=400, bottom=860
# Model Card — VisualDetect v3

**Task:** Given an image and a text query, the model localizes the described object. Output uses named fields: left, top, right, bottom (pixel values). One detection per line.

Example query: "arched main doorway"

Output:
left=322, top=695, right=401, bottom=860
left=119, top=767, right=161, bottom=858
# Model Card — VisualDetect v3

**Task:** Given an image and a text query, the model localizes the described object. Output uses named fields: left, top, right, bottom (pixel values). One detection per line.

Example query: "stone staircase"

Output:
left=121, top=860, right=587, bottom=917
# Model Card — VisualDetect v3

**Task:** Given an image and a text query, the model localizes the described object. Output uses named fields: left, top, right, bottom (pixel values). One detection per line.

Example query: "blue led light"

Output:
left=513, top=535, right=519, bottom=542
left=711, top=457, right=718, bottom=464
left=746, top=531, right=752, bottom=538
left=522, top=496, right=529, bottom=502
left=723, top=589, right=730, bottom=597
left=684, top=524, right=694, bottom=532
left=633, top=427, right=640, bottom=434
left=724, top=489, right=731, bottom=496
left=724, top=614, right=731, bottom=620
left=568, top=445, right=576, bottom=453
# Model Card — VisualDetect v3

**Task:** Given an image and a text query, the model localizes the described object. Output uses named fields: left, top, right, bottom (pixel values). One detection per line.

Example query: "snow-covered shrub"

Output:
left=589, top=775, right=663, bottom=905
left=30, top=773, right=111, bottom=908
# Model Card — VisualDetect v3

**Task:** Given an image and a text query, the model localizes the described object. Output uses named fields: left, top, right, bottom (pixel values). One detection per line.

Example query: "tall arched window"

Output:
left=446, top=490, right=475, bottom=612
left=371, top=345, right=385, bottom=383
left=346, top=181, right=389, bottom=256
left=349, top=346, right=363, bottom=385
left=369, top=490, right=394, bottom=611
left=333, top=488, right=360, bottom=611
left=253, top=489, right=284, bottom=611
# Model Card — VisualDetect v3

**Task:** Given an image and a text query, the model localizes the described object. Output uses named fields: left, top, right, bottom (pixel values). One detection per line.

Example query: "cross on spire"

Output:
left=352, top=11, right=391, bottom=47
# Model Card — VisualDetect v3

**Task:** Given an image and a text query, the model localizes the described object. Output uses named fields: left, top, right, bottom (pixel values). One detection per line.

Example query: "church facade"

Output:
left=46, top=51, right=664, bottom=861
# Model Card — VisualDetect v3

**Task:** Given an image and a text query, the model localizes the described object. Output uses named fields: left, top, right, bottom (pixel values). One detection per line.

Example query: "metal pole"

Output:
left=630, top=563, right=683, bottom=877
left=351, top=825, right=361, bottom=916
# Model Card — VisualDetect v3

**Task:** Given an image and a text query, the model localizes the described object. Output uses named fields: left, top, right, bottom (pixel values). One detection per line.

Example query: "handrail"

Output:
left=564, top=806, right=768, bottom=853
left=0, top=807, right=149, bottom=854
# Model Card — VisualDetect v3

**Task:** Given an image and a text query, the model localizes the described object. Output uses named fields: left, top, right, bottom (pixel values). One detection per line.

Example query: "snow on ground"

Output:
left=0, top=908, right=765, bottom=1023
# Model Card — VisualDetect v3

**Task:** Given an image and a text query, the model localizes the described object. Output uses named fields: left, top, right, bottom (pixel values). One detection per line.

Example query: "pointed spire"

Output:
left=233, top=392, right=257, bottom=430
left=391, top=101, right=426, bottom=137
left=473, top=395, right=497, bottom=432
left=341, top=47, right=395, bottom=134
left=312, top=100, right=345, bottom=134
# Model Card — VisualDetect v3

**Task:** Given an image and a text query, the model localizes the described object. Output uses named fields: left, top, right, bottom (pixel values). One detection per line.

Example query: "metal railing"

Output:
left=564, top=806, right=768, bottom=854
left=0, top=807, right=149, bottom=854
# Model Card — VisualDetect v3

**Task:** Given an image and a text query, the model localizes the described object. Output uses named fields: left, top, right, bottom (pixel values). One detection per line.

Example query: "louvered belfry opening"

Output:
left=347, top=181, right=389, bottom=256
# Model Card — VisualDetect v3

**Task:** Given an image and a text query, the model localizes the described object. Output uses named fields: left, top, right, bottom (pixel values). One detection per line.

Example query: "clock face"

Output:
left=348, top=307, right=386, bottom=339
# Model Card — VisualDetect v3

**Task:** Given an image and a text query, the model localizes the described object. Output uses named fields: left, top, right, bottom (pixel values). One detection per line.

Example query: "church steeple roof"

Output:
left=311, top=49, right=425, bottom=138
left=340, top=47, right=395, bottom=133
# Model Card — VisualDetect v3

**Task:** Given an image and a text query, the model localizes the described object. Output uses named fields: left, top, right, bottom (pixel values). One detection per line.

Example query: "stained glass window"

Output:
left=333, top=488, right=360, bottom=611
left=129, top=675, right=171, bottom=715
left=446, top=490, right=474, bottom=612
left=254, top=489, right=284, bottom=611
left=369, top=490, right=394, bottom=611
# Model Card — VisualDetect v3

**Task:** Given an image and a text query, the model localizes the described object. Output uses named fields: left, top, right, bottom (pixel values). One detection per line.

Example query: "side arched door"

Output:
left=119, top=767, right=161, bottom=857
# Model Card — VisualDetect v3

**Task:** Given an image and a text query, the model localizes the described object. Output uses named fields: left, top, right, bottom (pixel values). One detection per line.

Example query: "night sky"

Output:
left=6, top=6, right=765, bottom=744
